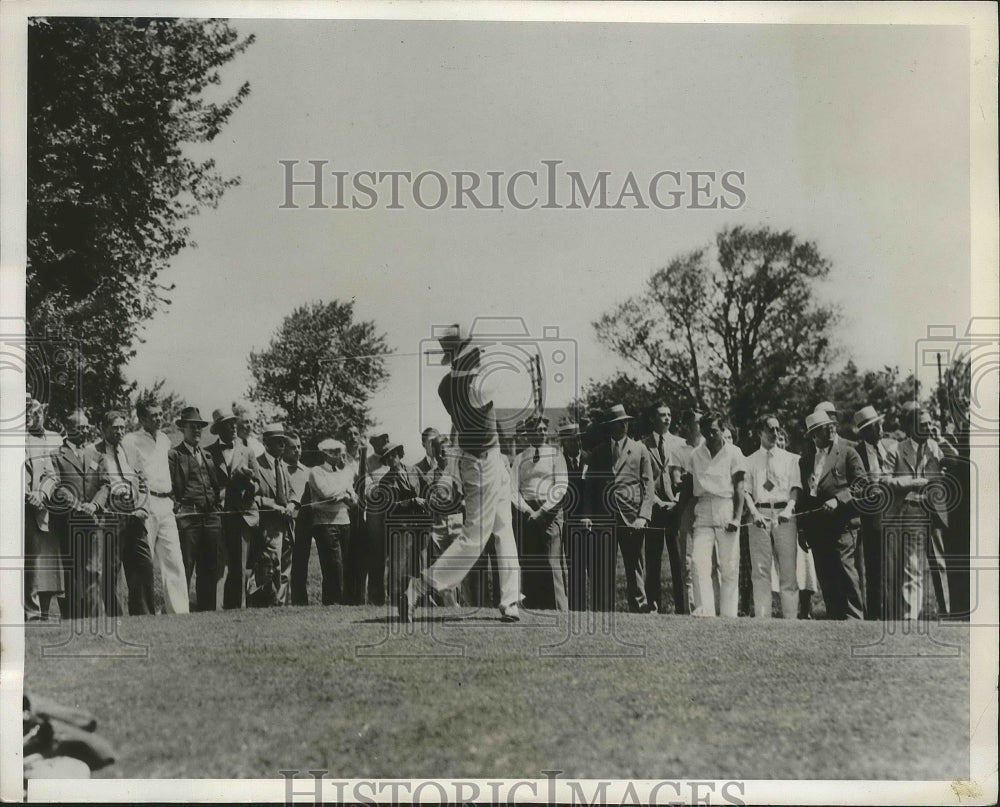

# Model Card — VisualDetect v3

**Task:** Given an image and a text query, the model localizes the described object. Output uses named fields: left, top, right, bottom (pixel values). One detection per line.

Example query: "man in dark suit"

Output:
left=205, top=408, right=260, bottom=609
left=852, top=405, right=898, bottom=620
left=642, top=404, right=687, bottom=614
left=49, top=410, right=104, bottom=620
left=168, top=407, right=224, bottom=611
left=584, top=404, right=655, bottom=612
left=252, top=424, right=296, bottom=607
left=885, top=402, right=953, bottom=620
left=89, top=411, right=154, bottom=616
left=560, top=422, right=591, bottom=612
left=798, top=410, right=866, bottom=620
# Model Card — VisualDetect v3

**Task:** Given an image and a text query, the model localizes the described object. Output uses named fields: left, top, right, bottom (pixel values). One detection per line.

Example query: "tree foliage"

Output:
left=593, top=226, right=840, bottom=433
left=248, top=301, right=391, bottom=449
left=27, top=17, right=254, bottom=419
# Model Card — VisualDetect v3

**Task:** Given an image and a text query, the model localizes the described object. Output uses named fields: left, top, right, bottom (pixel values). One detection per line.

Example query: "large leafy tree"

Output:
left=248, top=301, right=391, bottom=449
left=27, top=17, right=253, bottom=419
left=593, top=225, right=839, bottom=434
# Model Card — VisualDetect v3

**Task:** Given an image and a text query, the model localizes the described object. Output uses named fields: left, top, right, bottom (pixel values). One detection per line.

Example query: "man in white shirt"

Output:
left=744, top=416, right=801, bottom=618
left=683, top=412, right=747, bottom=618
left=510, top=415, right=569, bottom=611
left=122, top=400, right=190, bottom=614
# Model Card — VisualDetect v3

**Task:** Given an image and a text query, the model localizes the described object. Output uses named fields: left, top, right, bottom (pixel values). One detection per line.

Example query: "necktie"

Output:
left=613, top=440, right=622, bottom=466
left=915, top=443, right=924, bottom=474
left=533, top=447, right=540, bottom=463
left=872, top=443, right=884, bottom=474
left=658, top=435, right=665, bottom=466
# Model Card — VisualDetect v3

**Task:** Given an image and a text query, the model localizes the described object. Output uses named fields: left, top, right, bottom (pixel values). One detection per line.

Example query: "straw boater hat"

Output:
left=210, top=408, right=239, bottom=435
left=558, top=422, right=581, bottom=439
left=804, top=410, right=834, bottom=434
left=814, top=401, right=838, bottom=416
left=853, top=405, right=884, bottom=431
left=601, top=404, right=633, bottom=425
left=318, top=438, right=344, bottom=453
left=261, top=423, right=286, bottom=441
left=175, top=406, right=209, bottom=428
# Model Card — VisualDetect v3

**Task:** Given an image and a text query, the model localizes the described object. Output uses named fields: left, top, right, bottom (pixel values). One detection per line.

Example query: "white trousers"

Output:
left=410, top=447, right=521, bottom=610
left=748, top=510, right=798, bottom=618
left=145, top=496, right=190, bottom=614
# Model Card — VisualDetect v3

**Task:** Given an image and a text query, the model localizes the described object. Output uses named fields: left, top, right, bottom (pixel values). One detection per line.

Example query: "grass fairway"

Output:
left=24, top=605, right=969, bottom=781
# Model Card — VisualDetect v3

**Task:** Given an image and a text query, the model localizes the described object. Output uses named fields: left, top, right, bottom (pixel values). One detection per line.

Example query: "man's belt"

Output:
left=758, top=501, right=788, bottom=509
left=149, top=490, right=172, bottom=499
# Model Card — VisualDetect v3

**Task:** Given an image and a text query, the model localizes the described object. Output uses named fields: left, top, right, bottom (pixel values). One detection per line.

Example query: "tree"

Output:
left=27, top=18, right=254, bottom=420
left=248, top=301, right=391, bottom=448
left=593, top=225, right=840, bottom=434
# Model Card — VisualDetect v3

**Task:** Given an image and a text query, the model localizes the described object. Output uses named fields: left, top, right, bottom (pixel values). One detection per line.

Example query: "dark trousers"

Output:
left=517, top=508, right=568, bottom=611
left=567, top=523, right=617, bottom=612
left=809, top=519, right=864, bottom=620
left=291, top=523, right=349, bottom=605
left=617, top=524, right=647, bottom=612
left=355, top=512, right=387, bottom=606
left=101, top=514, right=154, bottom=616
left=177, top=509, right=224, bottom=611
left=644, top=508, right=688, bottom=614
left=55, top=514, right=105, bottom=620
left=858, top=516, right=884, bottom=620
left=222, top=514, right=254, bottom=610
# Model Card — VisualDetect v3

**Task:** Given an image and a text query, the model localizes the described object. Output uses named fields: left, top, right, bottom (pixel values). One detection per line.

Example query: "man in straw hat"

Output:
left=399, top=323, right=522, bottom=624
left=249, top=423, right=296, bottom=607
left=205, top=408, right=261, bottom=610
left=797, top=408, right=866, bottom=619
left=168, top=406, right=224, bottom=611
left=852, top=404, right=898, bottom=620
left=121, top=398, right=189, bottom=614
left=884, top=401, right=952, bottom=620
left=583, top=404, right=655, bottom=613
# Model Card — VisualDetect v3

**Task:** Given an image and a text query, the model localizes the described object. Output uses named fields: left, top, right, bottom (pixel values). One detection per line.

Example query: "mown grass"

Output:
left=24, top=595, right=969, bottom=781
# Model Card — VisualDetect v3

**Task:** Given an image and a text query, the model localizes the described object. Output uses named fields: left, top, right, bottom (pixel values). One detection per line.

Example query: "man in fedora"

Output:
left=584, top=404, right=655, bottom=613
left=122, top=398, right=189, bottom=614
left=400, top=323, right=522, bottom=624
left=205, top=408, right=261, bottom=609
left=743, top=415, right=801, bottom=618
left=852, top=404, right=898, bottom=620
left=250, top=423, right=295, bottom=607
left=169, top=406, right=224, bottom=611
left=884, top=402, right=951, bottom=620
left=797, top=409, right=866, bottom=619
left=510, top=414, right=569, bottom=611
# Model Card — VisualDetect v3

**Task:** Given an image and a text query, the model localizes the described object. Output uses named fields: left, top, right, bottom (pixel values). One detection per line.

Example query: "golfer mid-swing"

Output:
left=400, top=324, right=522, bottom=623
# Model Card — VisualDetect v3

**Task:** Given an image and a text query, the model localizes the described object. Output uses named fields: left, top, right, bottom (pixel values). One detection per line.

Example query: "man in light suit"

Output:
left=23, top=396, right=63, bottom=620
left=642, top=404, right=686, bottom=614
left=885, top=402, right=952, bottom=620
left=583, top=404, right=655, bottom=613
left=798, top=410, right=866, bottom=620
left=206, top=408, right=260, bottom=609
left=89, top=411, right=154, bottom=616
left=852, top=405, right=898, bottom=620
left=252, top=424, right=296, bottom=607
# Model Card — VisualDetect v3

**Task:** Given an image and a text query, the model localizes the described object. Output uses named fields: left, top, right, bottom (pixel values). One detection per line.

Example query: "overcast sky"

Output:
left=124, top=19, right=971, bottom=457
